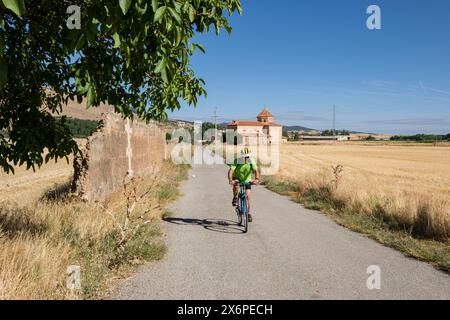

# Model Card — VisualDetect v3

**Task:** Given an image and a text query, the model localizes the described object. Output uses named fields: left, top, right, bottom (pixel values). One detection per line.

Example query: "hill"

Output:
left=59, top=98, right=113, bottom=120
left=284, top=125, right=316, bottom=132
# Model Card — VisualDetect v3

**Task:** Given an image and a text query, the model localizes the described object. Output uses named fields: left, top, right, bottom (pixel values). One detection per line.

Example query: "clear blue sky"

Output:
left=169, top=0, right=450, bottom=134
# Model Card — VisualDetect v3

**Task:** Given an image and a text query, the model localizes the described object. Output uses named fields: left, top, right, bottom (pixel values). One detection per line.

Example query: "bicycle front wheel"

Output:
left=236, top=205, right=242, bottom=226
left=242, top=197, right=248, bottom=233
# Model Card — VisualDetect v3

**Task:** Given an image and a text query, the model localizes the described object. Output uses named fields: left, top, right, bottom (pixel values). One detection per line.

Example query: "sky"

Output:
left=169, top=0, right=450, bottom=134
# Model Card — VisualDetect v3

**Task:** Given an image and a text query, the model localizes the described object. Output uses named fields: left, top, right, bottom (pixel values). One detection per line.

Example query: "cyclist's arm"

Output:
left=228, top=168, right=235, bottom=185
left=253, top=165, right=261, bottom=183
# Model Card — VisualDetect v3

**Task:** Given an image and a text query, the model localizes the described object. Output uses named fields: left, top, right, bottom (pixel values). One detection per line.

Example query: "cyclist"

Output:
left=228, top=147, right=260, bottom=222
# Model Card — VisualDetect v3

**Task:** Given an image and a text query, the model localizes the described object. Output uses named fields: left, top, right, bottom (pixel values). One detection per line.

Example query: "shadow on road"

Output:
left=163, top=217, right=245, bottom=234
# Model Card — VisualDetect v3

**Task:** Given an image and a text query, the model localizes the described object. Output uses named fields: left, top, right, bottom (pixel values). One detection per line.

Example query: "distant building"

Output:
left=300, top=135, right=350, bottom=141
left=227, top=107, right=283, bottom=145
left=349, top=134, right=392, bottom=141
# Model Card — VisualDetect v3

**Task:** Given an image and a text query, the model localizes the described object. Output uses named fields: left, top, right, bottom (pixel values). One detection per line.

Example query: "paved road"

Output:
left=115, top=164, right=450, bottom=300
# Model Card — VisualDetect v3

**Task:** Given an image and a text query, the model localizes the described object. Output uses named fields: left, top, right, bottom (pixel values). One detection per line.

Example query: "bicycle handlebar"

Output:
left=233, top=180, right=259, bottom=186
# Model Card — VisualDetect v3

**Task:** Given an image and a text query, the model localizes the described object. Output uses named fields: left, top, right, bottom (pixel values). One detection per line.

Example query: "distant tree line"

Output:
left=285, top=129, right=351, bottom=141
left=390, top=134, right=450, bottom=142
left=321, top=129, right=350, bottom=136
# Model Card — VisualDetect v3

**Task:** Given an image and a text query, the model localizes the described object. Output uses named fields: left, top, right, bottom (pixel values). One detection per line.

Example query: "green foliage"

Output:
left=2, top=0, right=26, bottom=16
left=285, top=131, right=299, bottom=141
left=202, top=121, right=214, bottom=132
left=60, top=117, right=99, bottom=138
left=391, top=134, right=450, bottom=142
left=321, top=129, right=350, bottom=136
left=364, top=135, right=376, bottom=141
left=262, top=176, right=299, bottom=195
left=0, top=0, right=242, bottom=173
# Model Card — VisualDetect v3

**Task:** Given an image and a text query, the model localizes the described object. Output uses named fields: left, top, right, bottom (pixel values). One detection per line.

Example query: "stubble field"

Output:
left=273, top=142, right=450, bottom=240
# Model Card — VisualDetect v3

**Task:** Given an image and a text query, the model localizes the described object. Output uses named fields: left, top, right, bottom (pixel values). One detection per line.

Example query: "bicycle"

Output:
left=234, top=181, right=253, bottom=233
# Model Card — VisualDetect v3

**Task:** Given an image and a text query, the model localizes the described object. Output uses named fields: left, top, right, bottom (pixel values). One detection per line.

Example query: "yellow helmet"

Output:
left=240, top=147, right=252, bottom=158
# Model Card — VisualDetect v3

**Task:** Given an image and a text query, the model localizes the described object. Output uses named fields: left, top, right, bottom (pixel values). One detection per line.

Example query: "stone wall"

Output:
left=72, top=112, right=167, bottom=202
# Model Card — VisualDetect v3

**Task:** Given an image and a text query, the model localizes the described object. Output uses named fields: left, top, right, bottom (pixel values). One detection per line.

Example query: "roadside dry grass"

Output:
left=263, top=142, right=450, bottom=272
left=0, top=161, right=190, bottom=299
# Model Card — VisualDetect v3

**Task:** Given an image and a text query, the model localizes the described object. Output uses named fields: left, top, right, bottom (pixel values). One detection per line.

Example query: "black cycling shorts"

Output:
left=234, top=182, right=251, bottom=190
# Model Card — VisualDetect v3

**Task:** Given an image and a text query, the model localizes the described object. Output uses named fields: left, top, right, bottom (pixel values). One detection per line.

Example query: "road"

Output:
left=115, top=164, right=450, bottom=300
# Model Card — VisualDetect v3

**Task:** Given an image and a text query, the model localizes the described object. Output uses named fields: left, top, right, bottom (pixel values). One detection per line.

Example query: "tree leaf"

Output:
left=193, top=0, right=200, bottom=9
left=160, top=66, right=168, bottom=83
left=154, top=58, right=166, bottom=73
left=135, top=1, right=147, bottom=15
left=174, top=27, right=182, bottom=46
left=168, top=7, right=182, bottom=24
left=188, top=5, right=196, bottom=23
left=75, top=33, right=86, bottom=51
left=113, top=32, right=121, bottom=48
left=86, top=86, right=95, bottom=108
left=2, top=0, right=26, bottom=16
left=0, top=59, right=7, bottom=89
left=195, top=43, right=205, bottom=54
left=154, top=6, right=167, bottom=22
left=123, top=45, right=131, bottom=67
left=151, top=0, right=159, bottom=13
left=119, top=0, right=132, bottom=15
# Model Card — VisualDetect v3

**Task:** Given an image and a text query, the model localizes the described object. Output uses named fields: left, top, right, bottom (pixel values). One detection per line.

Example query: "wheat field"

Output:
left=275, top=142, right=450, bottom=239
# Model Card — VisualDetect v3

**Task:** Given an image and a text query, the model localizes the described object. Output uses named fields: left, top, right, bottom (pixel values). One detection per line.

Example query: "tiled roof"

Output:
left=257, top=107, right=274, bottom=118
left=228, top=121, right=263, bottom=126
left=227, top=121, right=282, bottom=127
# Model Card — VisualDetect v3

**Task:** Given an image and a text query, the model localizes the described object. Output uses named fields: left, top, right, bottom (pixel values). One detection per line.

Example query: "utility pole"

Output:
left=333, top=104, right=336, bottom=143
left=214, top=106, right=218, bottom=145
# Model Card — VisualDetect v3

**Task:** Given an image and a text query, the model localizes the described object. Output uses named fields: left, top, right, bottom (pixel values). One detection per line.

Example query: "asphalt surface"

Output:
left=115, top=164, right=450, bottom=300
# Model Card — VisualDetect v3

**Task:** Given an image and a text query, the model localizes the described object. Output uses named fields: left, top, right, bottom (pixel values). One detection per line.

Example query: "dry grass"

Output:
left=260, top=142, right=450, bottom=271
left=0, top=161, right=189, bottom=300
left=276, top=142, right=450, bottom=240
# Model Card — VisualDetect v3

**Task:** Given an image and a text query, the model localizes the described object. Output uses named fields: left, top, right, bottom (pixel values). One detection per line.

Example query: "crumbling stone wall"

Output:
left=72, top=112, right=167, bottom=202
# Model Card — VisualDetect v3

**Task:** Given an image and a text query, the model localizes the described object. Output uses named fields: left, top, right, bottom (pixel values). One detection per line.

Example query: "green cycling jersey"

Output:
left=229, top=158, right=258, bottom=183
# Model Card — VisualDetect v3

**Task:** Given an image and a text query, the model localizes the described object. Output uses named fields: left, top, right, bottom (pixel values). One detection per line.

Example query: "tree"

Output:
left=321, top=129, right=349, bottom=136
left=0, top=0, right=242, bottom=173
left=364, top=135, right=376, bottom=141
left=321, top=130, right=334, bottom=136
left=202, top=122, right=215, bottom=135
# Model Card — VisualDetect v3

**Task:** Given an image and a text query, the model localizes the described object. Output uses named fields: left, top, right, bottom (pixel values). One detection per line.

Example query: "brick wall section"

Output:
left=72, top=112, right=167, bottom=202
